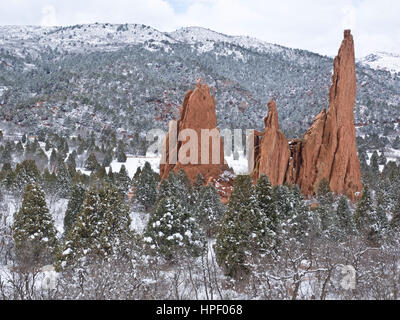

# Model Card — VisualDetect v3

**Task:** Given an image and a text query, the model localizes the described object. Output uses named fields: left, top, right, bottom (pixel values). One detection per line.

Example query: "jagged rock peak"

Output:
left=160, top=80, right=233, bottom=203
left=264, top=99, right=280, bottom=129
left=251, top=30, right=362, bottom=201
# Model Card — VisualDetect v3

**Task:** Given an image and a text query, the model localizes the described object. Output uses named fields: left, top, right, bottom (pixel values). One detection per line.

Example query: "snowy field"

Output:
left=77, top=152, right=250, bottom=179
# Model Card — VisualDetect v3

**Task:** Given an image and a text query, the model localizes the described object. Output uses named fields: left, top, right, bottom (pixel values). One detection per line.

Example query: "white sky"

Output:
left=1, top=0, right=399, bottom=57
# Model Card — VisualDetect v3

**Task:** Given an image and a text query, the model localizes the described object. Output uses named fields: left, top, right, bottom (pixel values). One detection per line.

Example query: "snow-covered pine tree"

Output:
left=57, top=184, right=131, bottom=269
left=66, top=151, right=77, bottom=174
left=378, top=151, right=387, bottom=166
left=288, top=185, right=313, bottom=242
left=316, top=178, right=335, bottom=235
left=0, top=163, right=12, bottom=185
left=49, top=148, right=57, bottom=171
left=115, top=165, right=131, bottom=195
left=13, top=184, right=58, bottom=267
left=193, top=183, right=225, bottom=237
left=103, top=148, right=113, bottom=167
left=390, top=195, right=400, bottom=233
left=12, top=160, right=42, bottom=199
left=144, top=195, right=203, bottom=261
left=115, top=140, right=127, bottom=163
left=55, top=157, right=72, bottom=198
left=354, top=184, right=380, bottom=245
left=134, top=162, right=158, bottom=210
left=63, top=184, right=86, bottom=236
left=333, top=195, right=356, bottom=241
left=98, top=184, right=132, bottom=256
left=158, top=170, right=190, bottom=208
left=85, top=153, right=99, bottom=171
left=42, top=168, right=56, bottom=195
left=256, top=174, right=277, bottom=233
left=370, top=151, right=380, bottom=174
left=215, top=175, right=267, bottom=279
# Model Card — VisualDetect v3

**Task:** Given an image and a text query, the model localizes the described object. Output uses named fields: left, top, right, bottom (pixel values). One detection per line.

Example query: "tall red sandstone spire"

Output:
left=251, top=99, right=290, bottom=186
left=251, top=30, right=362, bottom=200
left=160, top=81, right=233, bottom=201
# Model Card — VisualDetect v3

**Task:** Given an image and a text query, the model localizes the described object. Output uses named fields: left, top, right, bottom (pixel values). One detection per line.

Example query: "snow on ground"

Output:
left=367, top=148, right=400, bottom=169
left=49, top=199, right=69, bottom=237
left=169, top=26, right=283, bottom=55
left=78, top=152, right=249, bottom=179
left=110, top=155, right=160, bottom=178
left=130, top=211, right=149, bottom=235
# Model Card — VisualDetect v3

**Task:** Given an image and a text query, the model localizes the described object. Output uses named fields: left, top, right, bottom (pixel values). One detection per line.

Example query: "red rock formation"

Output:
left=251, top=30, right=362, bottom=200
left=251, top=99, right=290, bottom=186
left=160, top=80, right=233, bottom=202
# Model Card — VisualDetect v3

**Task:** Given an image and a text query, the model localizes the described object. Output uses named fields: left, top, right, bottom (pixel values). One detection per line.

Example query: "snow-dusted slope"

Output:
left=168, top=26, right=283, bottom=54
left=359, top=52, right=400, bottom=74
left=0, top=23, right=176, bottom=55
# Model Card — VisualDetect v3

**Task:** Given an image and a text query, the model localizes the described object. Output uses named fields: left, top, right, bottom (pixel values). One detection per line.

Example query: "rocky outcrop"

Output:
left=251, top=30, right=362, bottom=200
left=251, top=99, right=290, bottom=186
left=160, top=80, right=233, bottom=202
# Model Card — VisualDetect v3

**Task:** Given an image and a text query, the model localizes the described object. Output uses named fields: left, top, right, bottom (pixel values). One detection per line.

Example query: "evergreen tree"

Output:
left=42, top=168, right=57, bottom=197
left=66, top=151, right=77, bottom=173
left=390, top=196, right=400, bottom=232
left=15, top=141, right=24, bottom=159
left=85, top=153, right=99, bottom=171
left=134, top=162, right=158, bottom=210
left=370, top=151, right=380, bottom=174
left=158, top=171, right=189, bottom=207
left=144, top=196, right=203, bottom=261
left=193, top=183, right=226, bottom=237
left=34, top=147, right=48, bottom=171
left=115, top=140, right=127, bottom=163
left=115, top=165, right=131, bottom=195
left=316, top=178, right=335, bottom=233
left=57, top=184, right=131, bottom=269
left=334, top=196, right=355, bottom=241
left=392, top=136, right=400, bottom=150
left=63, top=184, right=86, bottom=236
left=375, top=192, right=389, bottom=234
left=378, top=151, right=387, bottom=166
left=215, top=175, right=267, bottom=279
left=272, top=184, right=313, bottom=243
left=49, top=148, right=57, bottom=171
left=103, top=148, right=113, bottom=167
left=354, top=185, right=380, bottom=244
left=55, top=157, right=72, bottom=198
left=0, top=143, right=12, bottom=164
left=132, top=167, right=142, bottom=186
left=317, top=178, right=334, bottom=207
left=13, top=184, right=58, bottom=266
left=45, top=139, right=52, bottom=152
left=107, top=167, right=115, bottom=185
left=256, top=174, right=277, bottom=233
left=0, top=163, right=12, bottom=183
left=288, top=185, right=313, bottom=241
left=12, top=160, right=41, bottom=199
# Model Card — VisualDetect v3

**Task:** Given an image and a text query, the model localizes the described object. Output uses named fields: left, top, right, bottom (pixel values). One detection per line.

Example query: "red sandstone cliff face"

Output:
left=251, top=30, right=362, bottom=201
left=160, top=80, right=233, bottom=202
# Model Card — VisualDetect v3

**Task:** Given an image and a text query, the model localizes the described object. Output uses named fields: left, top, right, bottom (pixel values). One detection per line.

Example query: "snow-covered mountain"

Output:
left=0, top=23, right=176, bottom=56
left=0, top=23, right=399, bottom=144
left=359, top=52, right=400, bottom=74
left=168, top=26, right=284, bottom=54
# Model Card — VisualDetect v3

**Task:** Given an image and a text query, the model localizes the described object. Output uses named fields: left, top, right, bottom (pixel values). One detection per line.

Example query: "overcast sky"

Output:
left=1, top=0, right=399, bottom=57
